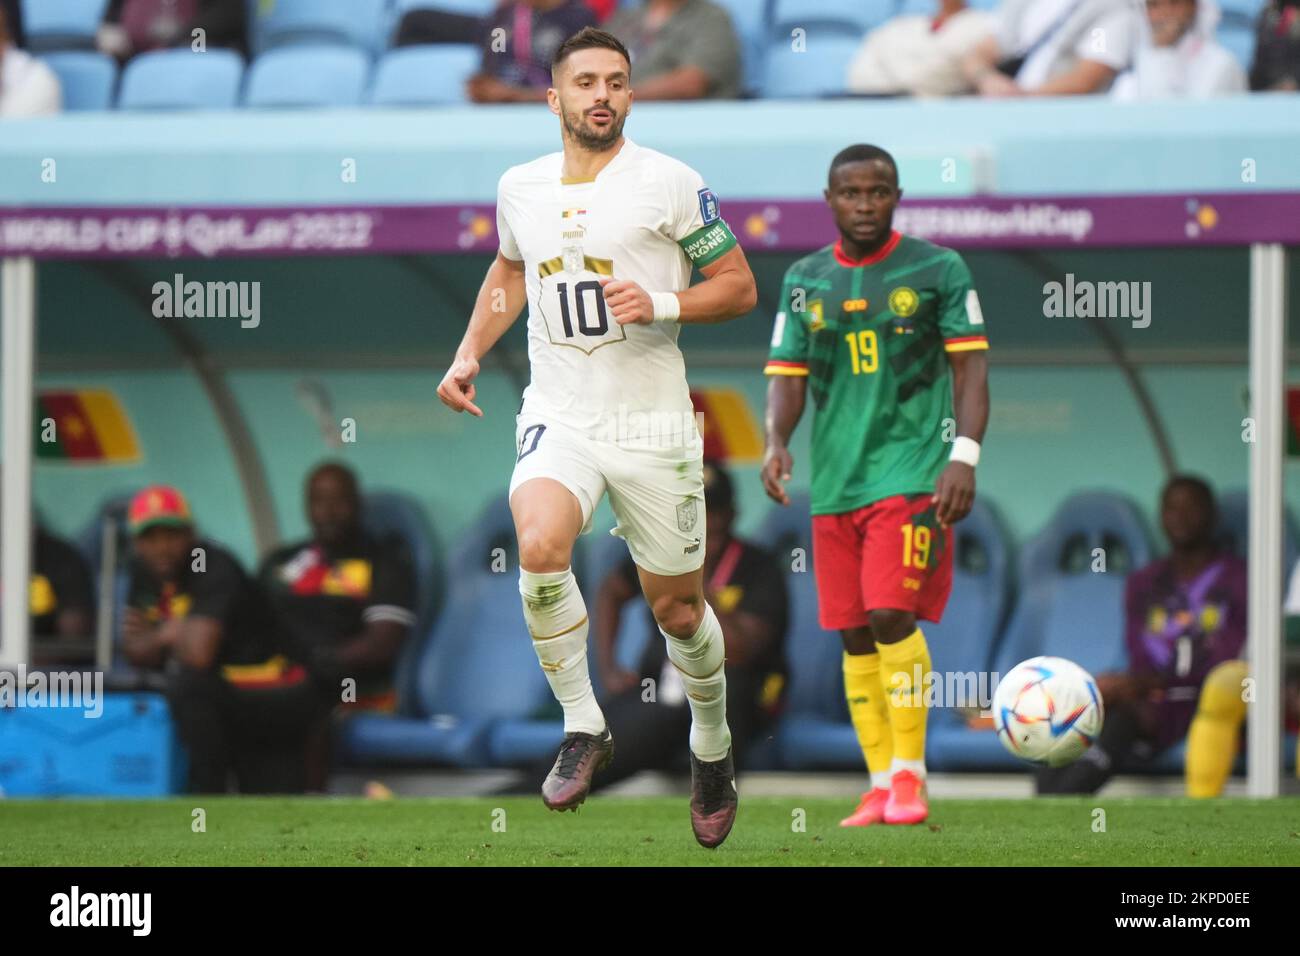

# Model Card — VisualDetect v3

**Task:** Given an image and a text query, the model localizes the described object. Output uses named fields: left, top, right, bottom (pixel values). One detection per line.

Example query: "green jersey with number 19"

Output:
left=765, top=231, right=988, bottom=516
left=495, top=138, right=737, bottom=440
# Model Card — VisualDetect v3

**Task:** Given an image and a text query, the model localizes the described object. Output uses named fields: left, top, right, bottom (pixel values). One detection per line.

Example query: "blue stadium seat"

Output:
left=753, top=493, right=860, bottom=769
left=715, top=0, right=771, bottom=95
left=760, top=28, right=863, bottom=98
left=1217, top=0, right=1268, bottom=22
left=21, top=0, right=108, bottom=52
left=244, top=46, right=371, bottom=108
left=42, top=51, right=117, bottom=111
left=117, top=49, right=244, bottom=110
left=369, top=45, right=481, bottom=106
left=361, top=490, right=444, bottom=716
left=337, top=496, right=539, bottom=767
left=251, top=0, right=390, bottom=55
left=1217, top=24, right=1258, bottom=72
left=772, top=0, right=896, bottom=33
left=929, top=491, right=1156, bottom=771
left=921, top=499, right=1016, bottom=771
left=1215, top=488, right=1299, bottom=579
left=394, top=0, right=497, bottom=14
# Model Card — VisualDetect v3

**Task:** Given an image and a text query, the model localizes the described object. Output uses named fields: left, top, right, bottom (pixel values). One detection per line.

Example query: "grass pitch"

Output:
left=1, top=796, right=1297, bottom=866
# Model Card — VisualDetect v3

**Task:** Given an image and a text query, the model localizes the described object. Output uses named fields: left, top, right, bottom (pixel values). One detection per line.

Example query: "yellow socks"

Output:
left=843, top=651, right=892, bottom=787
left=1186, top=660, right=1248, bottom=798
left=877, top=628, right=932, bottom=767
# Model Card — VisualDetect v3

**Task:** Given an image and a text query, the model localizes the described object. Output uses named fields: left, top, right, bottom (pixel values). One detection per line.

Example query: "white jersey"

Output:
left=495, top=138, right=735, bottom=444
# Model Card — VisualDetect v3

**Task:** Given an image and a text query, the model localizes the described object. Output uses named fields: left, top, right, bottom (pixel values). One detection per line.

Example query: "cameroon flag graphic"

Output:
left=34, top=390, right=141, bottom=463
left=689, top=388, right=764, bottom=463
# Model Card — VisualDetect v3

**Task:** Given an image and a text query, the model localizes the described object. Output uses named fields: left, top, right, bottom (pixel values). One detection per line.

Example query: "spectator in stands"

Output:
left=0, top=0, right=22, bottom=48
left=0, top=6, right=61, bottom=116
left=1183, top=554, right=1300, bottom=795
left=505, top=461, right=788, bottom=794
left=467, top=0, right=599, bottom=103
left=1111, top=0, right=1246, bottom=98
left=1249, top=0, right=1300, bottom=89
left=961, top=0, right=1139, bottom=95
left=122, top=484, right=327, bottom=794
left=847, top=0, right=996, bottom=97
left=97, top=0, right=247, bottom=62
left=605, top=0, right=742, bottom=99
left=260, top=462, right=417, bottom=718
left=395, top=0, right=610, bottom=48
left=29, top=521, right=96, bottom=663
left=1037, top=476, right=1247, bottom=794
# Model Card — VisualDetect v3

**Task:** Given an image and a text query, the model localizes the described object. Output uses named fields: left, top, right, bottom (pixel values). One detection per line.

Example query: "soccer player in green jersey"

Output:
left=761, top=144, right=990, bottom=826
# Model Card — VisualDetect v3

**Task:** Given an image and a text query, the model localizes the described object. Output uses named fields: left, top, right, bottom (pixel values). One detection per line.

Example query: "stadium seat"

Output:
left=760, top=28, right=863, bottom=99
left=771, top=0, right=896, bottom=33
left=117, top=49, right=244, bottom=110
left=920, top=499, right=1017, bottom=771
left=42, top=51, right=118, bottom=112
left=20, top=0, right=107, bottom=52
left=1216, top=488, right=1299, bottom=577
left=1217, top=24, right=1258, bottom=72
left=394, top=0, right=497, bottom=14
left=244, top=46, right=371, bottom=108
left=251, top=0, right=390, bottom=55
left=714, top=0, right=771, bottom=96
left=337, top=496, right=542, bottom=768
left=361, top=490, right=444, bottom=716
left=753, top=493, right=860, bottom=770
left=933, top=491, right=1156, bottom=771
left=369, top=45, right=481, bottom=107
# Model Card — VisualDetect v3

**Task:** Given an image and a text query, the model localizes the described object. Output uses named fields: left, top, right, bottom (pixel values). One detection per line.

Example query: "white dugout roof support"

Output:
left=0, top=248, right=1291, bottom=793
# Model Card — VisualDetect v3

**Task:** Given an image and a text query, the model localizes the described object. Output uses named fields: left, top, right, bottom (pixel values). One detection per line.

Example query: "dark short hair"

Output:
left=1162, top=473, right=1216, bottom=515
left=828, top=144, right=899, bottom=188
left=308, top=460, right=360, bottom=500
left=552, top=27, right=632, bottom=76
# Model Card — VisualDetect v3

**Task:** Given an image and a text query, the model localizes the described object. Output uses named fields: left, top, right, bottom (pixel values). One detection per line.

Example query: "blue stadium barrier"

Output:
left=20, top=0, right=108, bottom=52
left=42, top=50, right=117, bottom=111
left=932, top=491, right=1156, bottom=771
left=369, top=45, right=481, bottom=106
left=0, top=691, right=185, bottom=796
left=760, top=25, right=863, bottom=98
left=117, top=49, right=244, bottom=111
left=251, top=0, right=390, bottom=56
left=244, top=46, right=371, bottom=108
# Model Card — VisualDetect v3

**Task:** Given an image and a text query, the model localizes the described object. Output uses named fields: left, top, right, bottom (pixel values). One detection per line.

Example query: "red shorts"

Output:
left=812, top=494, right=954, bottom=631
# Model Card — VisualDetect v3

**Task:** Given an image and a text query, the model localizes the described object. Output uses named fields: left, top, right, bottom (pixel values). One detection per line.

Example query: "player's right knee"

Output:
left=1196, top=660, right=1249, bottom=723
left=516, top=526, right=571, bottom=573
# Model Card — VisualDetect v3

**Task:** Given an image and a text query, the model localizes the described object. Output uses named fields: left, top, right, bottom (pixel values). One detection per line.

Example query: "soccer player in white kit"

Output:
left=436, top=27, right=756, bottom=848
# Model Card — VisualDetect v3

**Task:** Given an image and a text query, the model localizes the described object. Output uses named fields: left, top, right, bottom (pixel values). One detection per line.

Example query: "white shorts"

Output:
left=508, top=415, right=706, bottom=577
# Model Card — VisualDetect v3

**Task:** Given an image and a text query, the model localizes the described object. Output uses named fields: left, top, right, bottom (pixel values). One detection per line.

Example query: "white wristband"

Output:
left=650, top=291, right=681, bottom=322
left=949, top=436, right=981, bottom=467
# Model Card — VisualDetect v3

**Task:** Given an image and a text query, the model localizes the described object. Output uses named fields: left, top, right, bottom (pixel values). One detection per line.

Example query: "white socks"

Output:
left=660, top=603, right=732, bottom=762
left=520, top=568, right=605, bottom=736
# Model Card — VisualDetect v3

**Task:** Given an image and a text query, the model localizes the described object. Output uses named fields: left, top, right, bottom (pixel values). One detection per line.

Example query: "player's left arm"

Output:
left=604, top=164, right=757, bottom=326
left=605, top=245, right=756, bottom=326
left=933, top=252, right=990, bottom=527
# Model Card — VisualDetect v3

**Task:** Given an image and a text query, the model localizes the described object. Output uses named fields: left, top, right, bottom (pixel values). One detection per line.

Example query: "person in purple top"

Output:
left=1037, top=475, right=1247, bottom=794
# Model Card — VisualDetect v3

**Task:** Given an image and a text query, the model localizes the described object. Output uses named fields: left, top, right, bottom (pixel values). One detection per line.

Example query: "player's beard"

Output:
left=561, top=101, right=625, bottom=152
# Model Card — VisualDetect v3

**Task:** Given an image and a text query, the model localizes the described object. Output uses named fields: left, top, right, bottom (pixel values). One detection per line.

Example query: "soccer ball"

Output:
left=992, top=656, right=1104, bottom=767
